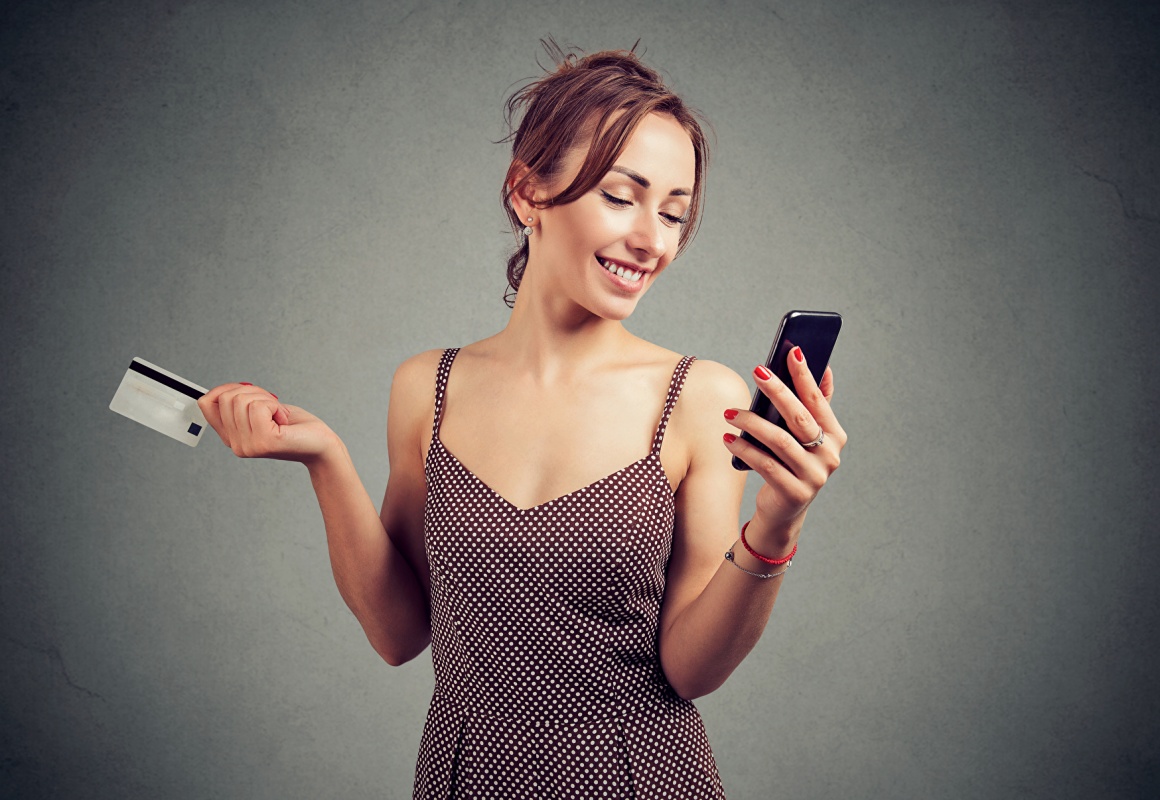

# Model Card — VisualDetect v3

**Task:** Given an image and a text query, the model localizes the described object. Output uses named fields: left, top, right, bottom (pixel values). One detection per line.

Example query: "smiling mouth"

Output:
left=597, top=257, right=645, bottom=283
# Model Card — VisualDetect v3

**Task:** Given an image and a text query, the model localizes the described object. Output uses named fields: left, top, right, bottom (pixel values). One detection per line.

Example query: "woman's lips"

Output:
left=597, top=257, right=646, bottom=292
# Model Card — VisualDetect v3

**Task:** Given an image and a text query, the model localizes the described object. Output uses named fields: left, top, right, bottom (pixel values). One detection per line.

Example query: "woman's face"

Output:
left=530, top=112, right=696, bottom=320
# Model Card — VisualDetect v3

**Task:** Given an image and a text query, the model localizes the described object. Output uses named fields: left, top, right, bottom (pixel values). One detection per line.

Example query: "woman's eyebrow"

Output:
left=609, top=166, right=691, bottom=197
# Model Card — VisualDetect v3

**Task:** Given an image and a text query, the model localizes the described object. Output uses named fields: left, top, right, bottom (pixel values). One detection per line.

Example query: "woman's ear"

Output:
left=507, top=162, right=543, bottom=221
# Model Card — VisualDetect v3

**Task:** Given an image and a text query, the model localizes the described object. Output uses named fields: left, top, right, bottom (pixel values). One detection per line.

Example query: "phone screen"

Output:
left=732, top=310, right=842, bottom=471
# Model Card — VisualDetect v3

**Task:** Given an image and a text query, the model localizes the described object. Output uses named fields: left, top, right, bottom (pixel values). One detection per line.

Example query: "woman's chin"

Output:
left=588, top=293, right=642, bottom=322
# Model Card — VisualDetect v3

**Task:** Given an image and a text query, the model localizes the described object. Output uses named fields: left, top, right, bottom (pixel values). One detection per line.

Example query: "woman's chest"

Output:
left=423, top=444, right=678, bottom=611
left=428, top=385, right=687, bottom=512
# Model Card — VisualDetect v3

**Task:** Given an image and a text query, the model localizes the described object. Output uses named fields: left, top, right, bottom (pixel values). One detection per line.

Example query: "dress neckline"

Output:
left=427, top=348, right=694, bottom=514
left=431, top=432, right=666, bottom=514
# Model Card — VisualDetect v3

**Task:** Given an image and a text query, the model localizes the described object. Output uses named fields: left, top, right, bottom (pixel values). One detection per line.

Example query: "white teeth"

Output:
left=600, top=258, right=642, bottom=282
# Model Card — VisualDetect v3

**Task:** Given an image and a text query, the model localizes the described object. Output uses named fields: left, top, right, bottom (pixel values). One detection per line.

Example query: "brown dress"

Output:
left=414, top=347, right=726, bottom=799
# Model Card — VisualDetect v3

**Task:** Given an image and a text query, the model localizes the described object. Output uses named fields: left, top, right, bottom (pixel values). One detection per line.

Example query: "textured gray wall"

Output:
left=2, top=1, right=1157, bottom=798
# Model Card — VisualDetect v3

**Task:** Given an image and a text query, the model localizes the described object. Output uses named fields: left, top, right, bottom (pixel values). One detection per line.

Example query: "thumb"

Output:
left=271, top=403, right=317, bottom=427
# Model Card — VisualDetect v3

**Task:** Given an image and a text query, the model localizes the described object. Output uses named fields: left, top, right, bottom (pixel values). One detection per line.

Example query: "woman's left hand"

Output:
left=723, top=347, right=847, bottom=537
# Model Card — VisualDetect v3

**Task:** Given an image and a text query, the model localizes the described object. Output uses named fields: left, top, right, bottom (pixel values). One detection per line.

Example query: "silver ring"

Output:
left=800, top=428, right=825, bottom=448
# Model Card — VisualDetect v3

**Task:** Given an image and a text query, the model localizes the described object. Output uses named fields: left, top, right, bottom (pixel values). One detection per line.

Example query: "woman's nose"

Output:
left=626, top=212, right=667, bottom=260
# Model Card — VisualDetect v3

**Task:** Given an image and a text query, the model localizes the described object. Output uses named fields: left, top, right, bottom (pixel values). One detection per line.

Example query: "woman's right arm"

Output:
left=197, top=352, right=437, bottom=666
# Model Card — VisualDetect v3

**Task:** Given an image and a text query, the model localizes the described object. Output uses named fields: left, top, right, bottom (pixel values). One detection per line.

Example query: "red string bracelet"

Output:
left=739, top=521, right=797, bottom=565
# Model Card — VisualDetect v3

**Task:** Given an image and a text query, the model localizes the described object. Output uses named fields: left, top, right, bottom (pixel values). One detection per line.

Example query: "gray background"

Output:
left=2, top=1, right=1157, bottom=798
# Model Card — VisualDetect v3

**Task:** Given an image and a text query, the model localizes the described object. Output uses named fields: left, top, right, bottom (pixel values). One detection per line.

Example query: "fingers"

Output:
left=726, top=417, right=826, bottom=488
left=723, top=353, right=847, bottom=524
left=196, top=382, right=284, bottom=456
left=227, top=395, right=281, bottom=457
left=197, top=383, right=240, bottom=447
left=752, top=359, right=822, bottom=447
left=723, top=351, right=846, bottom=475
left=783, top=349, right=847, bottom=449
left=819, top=366, right=835, bottom=403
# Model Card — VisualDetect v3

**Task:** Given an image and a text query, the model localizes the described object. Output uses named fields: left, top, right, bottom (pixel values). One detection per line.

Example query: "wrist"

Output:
left=304, top=430, right=350, bottom=475
left=743, top=512, right=804, bottom=561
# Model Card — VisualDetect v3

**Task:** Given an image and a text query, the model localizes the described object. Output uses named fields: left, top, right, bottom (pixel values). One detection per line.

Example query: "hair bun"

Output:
left=552, top=43, right=660, bottom=81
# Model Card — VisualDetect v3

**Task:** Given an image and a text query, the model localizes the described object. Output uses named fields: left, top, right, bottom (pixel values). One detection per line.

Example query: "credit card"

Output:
left=109, top=358, right=208, bottom=447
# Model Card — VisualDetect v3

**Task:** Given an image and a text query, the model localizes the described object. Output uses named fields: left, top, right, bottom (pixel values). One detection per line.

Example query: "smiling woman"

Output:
left=499, top=42, right=710, bottom=309
left=511, top=111, right=696, bottom=314
left=195, top=38, right=846, bottom=799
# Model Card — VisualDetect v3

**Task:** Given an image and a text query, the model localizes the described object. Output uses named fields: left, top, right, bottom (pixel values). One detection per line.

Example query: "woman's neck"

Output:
left=488, top=265, right=637, bottom=385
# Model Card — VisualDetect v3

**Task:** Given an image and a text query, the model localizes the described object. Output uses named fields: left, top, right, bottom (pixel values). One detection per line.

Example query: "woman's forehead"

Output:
left=613, top=113, right=696, bottom=190
left=557, top=111, right=695, bottom=191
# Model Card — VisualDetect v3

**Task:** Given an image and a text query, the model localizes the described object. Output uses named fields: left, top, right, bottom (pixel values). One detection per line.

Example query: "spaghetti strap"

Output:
left=650, top=355, right=697, bottom=456
left=431, top=347, right=460, bottom=441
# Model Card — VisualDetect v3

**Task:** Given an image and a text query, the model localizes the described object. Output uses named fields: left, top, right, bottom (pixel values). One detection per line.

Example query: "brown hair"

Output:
left=499, top=40, right=711, bottom=307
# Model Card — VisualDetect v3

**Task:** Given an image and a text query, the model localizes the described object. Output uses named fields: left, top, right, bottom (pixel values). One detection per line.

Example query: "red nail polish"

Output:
left=793, top=347, right=804, bottom=363
left=723, top=432, right=737, bottom=444
left=270, top=393, right=278, bottom=400
left=724, top=409, right=738, bottom=420
left=240, top=382, right=253, bottom=386
left=754, top=365, right=772, bottom=381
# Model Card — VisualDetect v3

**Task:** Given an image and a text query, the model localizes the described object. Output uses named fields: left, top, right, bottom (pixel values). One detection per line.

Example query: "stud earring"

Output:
left=523, top=216, right=534, bottom=237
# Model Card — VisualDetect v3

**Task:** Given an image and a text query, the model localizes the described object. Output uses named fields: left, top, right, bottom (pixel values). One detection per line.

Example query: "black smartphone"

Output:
left=731, top=310, right=842, bottom=471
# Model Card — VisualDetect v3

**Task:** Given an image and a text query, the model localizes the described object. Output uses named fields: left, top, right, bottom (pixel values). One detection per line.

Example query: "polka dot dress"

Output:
left=414, top=348, right=726, bottom=799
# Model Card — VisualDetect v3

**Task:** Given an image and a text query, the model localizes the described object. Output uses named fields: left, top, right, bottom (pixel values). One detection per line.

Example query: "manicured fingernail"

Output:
left=754, top=365, right=772, bottom=380
left=793, top=347, right=804, bottom=363
left=270, top=393, right=278, bottom=400
left=240, top=382, right=253, bottom=386
left=724, top=408, right=738, bottom=420
left=723, top=432, right=737, bottom=444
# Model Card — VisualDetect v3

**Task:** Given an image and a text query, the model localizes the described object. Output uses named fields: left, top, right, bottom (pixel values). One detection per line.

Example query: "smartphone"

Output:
left=731, top=310, right=842, bottom=471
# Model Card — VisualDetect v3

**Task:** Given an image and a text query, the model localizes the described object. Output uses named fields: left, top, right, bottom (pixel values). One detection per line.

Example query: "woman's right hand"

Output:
left=197, top=383, right=339, bottom=465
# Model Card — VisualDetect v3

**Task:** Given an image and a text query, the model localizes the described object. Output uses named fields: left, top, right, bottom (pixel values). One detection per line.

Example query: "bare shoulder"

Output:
left=679, top=358, right=752, bottom=420
left=385, top=349, right=449, bottom=464
left=389, top=348, right=444, bottom=417
left=668, top=358, right=751, bottom=465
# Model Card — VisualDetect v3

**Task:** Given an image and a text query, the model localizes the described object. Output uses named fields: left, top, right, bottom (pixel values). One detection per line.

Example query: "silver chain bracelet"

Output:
left=724, top=542, right=792, bottom=579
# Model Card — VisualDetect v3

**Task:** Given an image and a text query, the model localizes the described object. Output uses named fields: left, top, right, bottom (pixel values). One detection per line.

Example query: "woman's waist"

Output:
left=429, top=667, right=683, bottom=727
left=429, top=611, right=663, bottom=687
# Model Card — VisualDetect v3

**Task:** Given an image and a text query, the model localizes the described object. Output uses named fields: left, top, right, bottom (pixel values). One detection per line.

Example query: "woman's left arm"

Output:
left=658, top=349, right=846, bottom=700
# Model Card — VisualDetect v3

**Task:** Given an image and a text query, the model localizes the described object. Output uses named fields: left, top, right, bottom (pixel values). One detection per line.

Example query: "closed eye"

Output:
left=602, top=190, right=688, bottom=226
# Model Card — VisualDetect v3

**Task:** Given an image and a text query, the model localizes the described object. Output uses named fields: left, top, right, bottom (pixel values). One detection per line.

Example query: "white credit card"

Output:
left=109, top=357, right=209, bottom=447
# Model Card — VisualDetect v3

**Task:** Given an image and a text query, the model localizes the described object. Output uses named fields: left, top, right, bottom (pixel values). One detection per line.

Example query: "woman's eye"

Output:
left=601, top=189, right=687, bottom=226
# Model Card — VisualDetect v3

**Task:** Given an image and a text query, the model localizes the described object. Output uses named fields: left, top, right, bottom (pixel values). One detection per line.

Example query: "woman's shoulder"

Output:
left=623, top=340, right=751, bottom=430
left=661, top=356, right=750, bottom=478
left=620, top=338, right=750, bottom=406
left=678, top=356, right=751, bottom=415
left=391, top=348, right=445, bottom=391
left=386, top=348, right=448, bottom=425
left=391, top=338, right=511, bottom=390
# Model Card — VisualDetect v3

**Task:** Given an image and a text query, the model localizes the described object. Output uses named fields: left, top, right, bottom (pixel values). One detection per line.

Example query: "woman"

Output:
left=198, top=43, right=846, bottom=799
